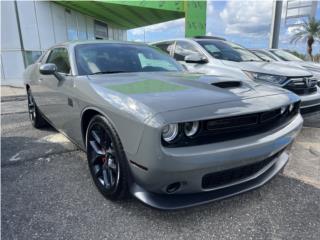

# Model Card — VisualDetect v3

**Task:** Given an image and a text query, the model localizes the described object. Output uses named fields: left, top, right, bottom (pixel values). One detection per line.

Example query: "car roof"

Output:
left=49, top=40, right=148, bottom=49
left=193, top=36, right=226, bottom=41
left=250, top=49, right=269, bottom=52
left=151, top=37, right=226, bottom=45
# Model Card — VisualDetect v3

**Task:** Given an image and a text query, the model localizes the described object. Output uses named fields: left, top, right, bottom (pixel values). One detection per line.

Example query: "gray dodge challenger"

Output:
left=24, top=41, right=303, bottom=209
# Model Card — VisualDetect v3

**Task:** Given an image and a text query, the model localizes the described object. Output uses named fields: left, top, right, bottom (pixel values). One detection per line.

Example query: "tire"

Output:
left=86, top=114, right=129, bottom=200
left=27, top=89, right=48, bottom=129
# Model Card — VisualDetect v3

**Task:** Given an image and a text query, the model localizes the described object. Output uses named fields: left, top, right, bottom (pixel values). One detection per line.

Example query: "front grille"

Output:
left=202, top=152, right=280, bottom=189
left=284, top=77, right=318, bottom=95
left=164, top=101, right=300, bottom=147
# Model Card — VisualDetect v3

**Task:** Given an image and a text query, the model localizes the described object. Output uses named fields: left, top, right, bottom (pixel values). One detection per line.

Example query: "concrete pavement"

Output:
left=1, top=95, right=320, bottom=240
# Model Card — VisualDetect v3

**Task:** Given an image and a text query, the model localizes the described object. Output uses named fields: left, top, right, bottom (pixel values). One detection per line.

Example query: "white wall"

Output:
left=35, top=1, right=56, bottom=49
left=1, top=1, right=127, bottom=86
left=1, top=1, right=24, bottom=85
left=76, top=12, right=87, bottom=40
left=66, top=9, right=78, bottom=41
left=51, top=3, right=68, bottom=44
left=17, top=1, right=41, bottom=50
left=86, top=16, right=95, bottom=40
left=1, top=1, right=21, bottom=50
left=1, top=51, right=25, bottom=85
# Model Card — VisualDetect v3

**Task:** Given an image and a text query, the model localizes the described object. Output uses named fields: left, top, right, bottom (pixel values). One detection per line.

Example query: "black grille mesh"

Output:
left=164, top=101, right=300, bottom=147
left=202, top=152, right=280, bottom=189
left=284, top=77, right=318, bottom=96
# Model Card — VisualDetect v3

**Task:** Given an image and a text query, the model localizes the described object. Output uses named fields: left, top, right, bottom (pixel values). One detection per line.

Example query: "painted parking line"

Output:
left=37, top=133, right=70, bottom=144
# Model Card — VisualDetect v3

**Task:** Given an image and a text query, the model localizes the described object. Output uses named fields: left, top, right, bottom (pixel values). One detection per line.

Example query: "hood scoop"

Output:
left=211, top=81, right=242, bottom=89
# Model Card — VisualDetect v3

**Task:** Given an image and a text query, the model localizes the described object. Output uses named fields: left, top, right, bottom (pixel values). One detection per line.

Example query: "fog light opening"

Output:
left=166, top=182, right=181, bottom=194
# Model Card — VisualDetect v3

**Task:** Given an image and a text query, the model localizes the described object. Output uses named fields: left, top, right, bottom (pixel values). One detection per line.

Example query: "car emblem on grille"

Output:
left=304, top=78, right=312, bottom=87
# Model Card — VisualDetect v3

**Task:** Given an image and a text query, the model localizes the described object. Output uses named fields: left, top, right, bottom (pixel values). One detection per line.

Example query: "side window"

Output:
left=154, top=42, right=174, bottom=55
left=173, top=41, right=202, bottom=61
left=46, top=48, right=71, bottom=74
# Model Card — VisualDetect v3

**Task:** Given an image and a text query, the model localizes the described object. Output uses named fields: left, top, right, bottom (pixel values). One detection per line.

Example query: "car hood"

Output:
left=297, top=61, right=320, bottom=73
left=88, top=72, right=291, bottom=117
left=221, top=60, right=312, bottom=77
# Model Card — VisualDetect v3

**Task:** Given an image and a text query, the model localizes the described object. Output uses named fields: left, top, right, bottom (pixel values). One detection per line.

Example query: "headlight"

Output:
left=184, top=121, right=199, bottom=137
left=289, top=104, right=294, bottom=112
left=162, top=124, right=179, bottom=143
left=244, top=71, right=288, bottom=85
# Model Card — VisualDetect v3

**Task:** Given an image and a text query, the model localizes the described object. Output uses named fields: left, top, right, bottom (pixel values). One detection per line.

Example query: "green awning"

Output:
left=57, top=1, right=206, bottom=37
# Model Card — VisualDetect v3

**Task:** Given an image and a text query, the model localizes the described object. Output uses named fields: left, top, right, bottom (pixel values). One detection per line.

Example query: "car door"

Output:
left=37, top=47, right=76, bottom=133
left=172, top=41, right=207, bottom=73
left=30, top=50, right=51, bottom=110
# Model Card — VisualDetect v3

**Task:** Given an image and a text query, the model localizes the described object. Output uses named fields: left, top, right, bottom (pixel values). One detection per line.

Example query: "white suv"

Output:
left=252, top=48, right=320, bottom=84
left=151, top=37, right=320, bottom=113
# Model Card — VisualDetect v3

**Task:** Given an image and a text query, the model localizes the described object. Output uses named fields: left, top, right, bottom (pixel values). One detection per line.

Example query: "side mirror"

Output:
left=184, top=54, right=208, bottom=64
left=39, top=63, right=64, bottom=82
left=39, top=63, right=57, bottom=75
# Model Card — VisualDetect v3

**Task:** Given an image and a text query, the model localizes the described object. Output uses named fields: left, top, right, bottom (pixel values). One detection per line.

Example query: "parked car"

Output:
left=151, top=37, right=320, bottom=113
left=251, top=48, right=320, bottom=84
left=24, top=41, right=303, bottom=210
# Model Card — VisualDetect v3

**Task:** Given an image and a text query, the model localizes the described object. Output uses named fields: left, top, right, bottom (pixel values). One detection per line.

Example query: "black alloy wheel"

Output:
left=27, top=89, right=48, bottom=128
left=86, top=115, right=129, bottom=200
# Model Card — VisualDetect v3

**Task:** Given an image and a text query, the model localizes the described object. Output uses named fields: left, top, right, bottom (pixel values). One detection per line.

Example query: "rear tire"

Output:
left=86, top=115, right=129, bottom=200
left=27, top=89, right=48, bottom=129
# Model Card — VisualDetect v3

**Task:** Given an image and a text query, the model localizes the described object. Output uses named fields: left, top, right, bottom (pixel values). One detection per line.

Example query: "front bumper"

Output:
left=131, top=150, right=289, bottom=210
left=128, top=114, right=303, bottom=209
left=300, top=86, right=320, bottom=112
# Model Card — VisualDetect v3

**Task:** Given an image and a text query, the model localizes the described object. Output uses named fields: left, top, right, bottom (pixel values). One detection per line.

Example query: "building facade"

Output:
left=1, top=1, right=127, bottom=86
left=1, top=0, right=206, bottom=86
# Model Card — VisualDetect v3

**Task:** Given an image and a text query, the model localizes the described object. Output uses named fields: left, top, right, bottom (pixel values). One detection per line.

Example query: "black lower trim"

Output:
left=202, top=152, right=278, bottom=189
left=130, top=152, right=289, bottom=210
left=301, top=104, right=320, bottom=115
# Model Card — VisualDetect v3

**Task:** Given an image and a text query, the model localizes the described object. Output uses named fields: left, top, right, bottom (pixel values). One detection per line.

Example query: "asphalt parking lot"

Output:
left=1, top=94, right=320, bottom=240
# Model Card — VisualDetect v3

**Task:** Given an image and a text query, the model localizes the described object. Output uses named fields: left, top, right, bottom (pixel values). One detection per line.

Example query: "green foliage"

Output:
left=290, top=17, right=320, bottom=59
left=288, top=50, right=306, bottom=60
left=290, top=17, right=320, bottom=44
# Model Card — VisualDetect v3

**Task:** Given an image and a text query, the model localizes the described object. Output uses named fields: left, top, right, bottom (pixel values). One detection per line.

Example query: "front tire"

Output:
left=86, top=115, right=129, bottom=200
left=27, top=89, right=48, bottom=129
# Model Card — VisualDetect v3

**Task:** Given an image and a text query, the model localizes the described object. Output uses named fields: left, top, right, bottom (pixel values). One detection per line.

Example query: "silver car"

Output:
left=24, top=41, right=303, bottom=209
left=252, top=48, right=320, bottom=82
left=151, top=37, right=320, bottom=112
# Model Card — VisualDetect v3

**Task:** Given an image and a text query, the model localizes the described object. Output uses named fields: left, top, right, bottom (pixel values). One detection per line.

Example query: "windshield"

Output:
left=197, top=40, right=263, bottom=62
left=253, top=51, right=277, bottom=61
left=269, top=49, right=303, bottom=62
left=75, top=43, right=184, bottom=75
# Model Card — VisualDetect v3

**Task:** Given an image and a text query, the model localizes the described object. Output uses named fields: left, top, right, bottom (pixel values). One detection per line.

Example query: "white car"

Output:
left=252, top=48, right=320, bottom=83
left=151, top=37, right=320, bottom=113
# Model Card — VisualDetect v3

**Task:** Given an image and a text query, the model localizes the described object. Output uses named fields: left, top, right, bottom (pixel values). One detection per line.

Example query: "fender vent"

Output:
left=211, top=81, right=242, bottom=88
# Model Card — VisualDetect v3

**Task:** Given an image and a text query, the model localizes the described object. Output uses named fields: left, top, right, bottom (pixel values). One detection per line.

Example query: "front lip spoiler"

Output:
left=130, top=151, right=289, bottom=210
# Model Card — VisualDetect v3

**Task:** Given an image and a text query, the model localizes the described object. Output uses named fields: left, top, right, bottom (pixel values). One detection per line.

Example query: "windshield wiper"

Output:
left=242, top=59, right=257, bottom=62
left=90, top=70, right=128, bottom=75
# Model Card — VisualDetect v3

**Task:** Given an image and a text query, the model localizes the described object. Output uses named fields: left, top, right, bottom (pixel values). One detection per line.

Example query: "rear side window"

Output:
left=173, top=41, right=202, bottom=61
left=154, top=42, right=174, bottom=55
left=46, top=48, right=71, bottom=74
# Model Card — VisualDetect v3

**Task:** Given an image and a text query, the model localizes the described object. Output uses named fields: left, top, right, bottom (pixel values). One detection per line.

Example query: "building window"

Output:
left=94, top=20, right=108, bottom=39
